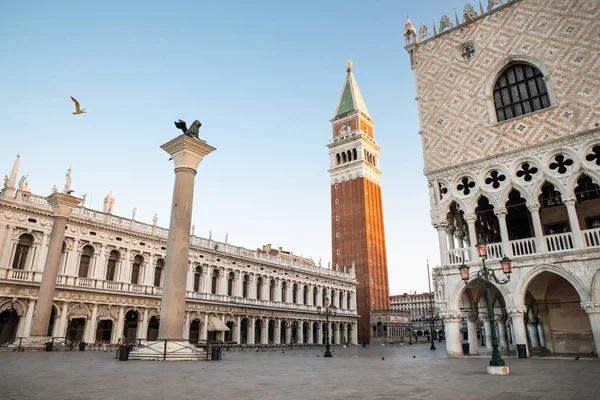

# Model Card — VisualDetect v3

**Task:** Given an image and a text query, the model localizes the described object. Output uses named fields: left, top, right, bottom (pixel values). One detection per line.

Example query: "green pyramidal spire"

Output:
left=334, top=61, right=371, bottom=119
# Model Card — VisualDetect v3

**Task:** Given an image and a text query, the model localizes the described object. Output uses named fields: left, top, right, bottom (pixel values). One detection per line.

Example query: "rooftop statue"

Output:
left=174, top=119, right=202, bottom=140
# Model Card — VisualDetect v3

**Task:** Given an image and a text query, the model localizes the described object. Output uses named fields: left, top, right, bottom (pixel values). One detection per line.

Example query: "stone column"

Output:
left=481, top=314, right=493, bottom=352
left=465, top=214, right=478, bottom=260
left=34, top=233, right=49, bottom=273
left=261, top=321, right=268, bottom=344
left=564, top=198, right=583, bottom=248
left=30, top=193, right=81, bottom=337
left=497, top=316, right=509, bottom=353
left=465, top=313, right=479, bottom=355
left=527, top=320, right=540, bottom=348
left=537, top=315, right=546, bottom=348
left=274, top=320, right=280, bottom=344
left=86, top=304, right=98, bottom=343
left=581, top=302, right=600, bottom=356
left=202, top=314, right=208, bottom=341
left=443, top=312, right=463, bottom=357
left=158, top=135, right=215, bottom=340
left=286, top=325, right=292, bottom=344
left=235, top=316, right=241, bottom=344
left=139, top=309, right=149, bottom=340
left=57, top=302, right=69, bottom=338
left=527, top=203, right=547, bottom=252
left=507, top=306, right=528, bottom=358
left=248, top=319, right=255, bottom=344
left=22, top=299, right=36, bottom=338
left=0, top=226, right=14, bottom=268
left=434, top=222, right=449, bottom=266
left=494, top=208, right=512, bottom=257
left=183, top=313, right=190, bottom=340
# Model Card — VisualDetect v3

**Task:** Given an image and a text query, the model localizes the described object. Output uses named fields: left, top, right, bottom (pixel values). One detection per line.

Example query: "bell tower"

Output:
left=328, top=62, right=390, bottom=343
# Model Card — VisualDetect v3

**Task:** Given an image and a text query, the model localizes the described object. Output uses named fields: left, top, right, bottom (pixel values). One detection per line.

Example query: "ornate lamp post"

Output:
left=317, top=297, right=336, bottom=358
left=459, top=240, right=513, bottom=375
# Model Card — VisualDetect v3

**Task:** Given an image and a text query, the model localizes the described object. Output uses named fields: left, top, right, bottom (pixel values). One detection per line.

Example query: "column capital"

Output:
left=463, top=311, right=478, bottom=322
left=433, top=221, right=448, bottom=229
left=581, top=302, right=600, bottom=314
left=505, top=306, right=527, bottom=317
left=46, top=193, right=82, bottom=217
left=464, top=213, right=477, bottom=223
left=563, top=197, right=577, bottom=205
left=494, top=208, right=508, bottom=217
left=161, top=134, right=216, bottom=172
left=441, top=310, right=462, bottom=323
left=526, top=202, right=541, bottom=212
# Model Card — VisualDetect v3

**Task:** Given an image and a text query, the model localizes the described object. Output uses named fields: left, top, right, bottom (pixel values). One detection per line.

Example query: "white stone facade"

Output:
left=0, top=171, right=358, bottom=346
left=407, top=0, right=600, bottom=358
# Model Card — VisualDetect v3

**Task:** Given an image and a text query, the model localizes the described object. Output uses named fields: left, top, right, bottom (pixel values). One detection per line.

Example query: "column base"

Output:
left=487, top=366, right=510, bottom=375
left=128, top=340, right=207, bottom=361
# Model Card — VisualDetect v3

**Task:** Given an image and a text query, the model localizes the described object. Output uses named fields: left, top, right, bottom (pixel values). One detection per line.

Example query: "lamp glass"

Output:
left=459, top=264, right=470, bottom=281
left=501, top=256, right=513, bottom=274
left=317, top=306, right=322, bottom=313
left=475, top=241, right=487, bottom=258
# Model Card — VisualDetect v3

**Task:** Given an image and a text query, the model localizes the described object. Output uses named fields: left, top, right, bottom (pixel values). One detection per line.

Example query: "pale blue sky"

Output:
left=0, top=0, right=469, bottom=294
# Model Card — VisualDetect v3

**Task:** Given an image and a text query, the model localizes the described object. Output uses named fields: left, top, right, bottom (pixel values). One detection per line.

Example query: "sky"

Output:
left=0, top=0, right=471, bottom=294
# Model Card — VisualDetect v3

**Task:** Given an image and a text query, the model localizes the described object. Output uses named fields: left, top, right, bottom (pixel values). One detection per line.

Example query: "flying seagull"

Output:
left=70, top=96, right=86, bottom=115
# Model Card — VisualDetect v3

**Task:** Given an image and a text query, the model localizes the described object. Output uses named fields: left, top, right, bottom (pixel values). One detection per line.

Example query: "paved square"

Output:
left=0, top=344, right=599, bottom=400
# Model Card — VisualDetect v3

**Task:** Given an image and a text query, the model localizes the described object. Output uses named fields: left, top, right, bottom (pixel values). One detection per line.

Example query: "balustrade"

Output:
left=583, top=228, right=600, bottom=248
left=510, top=238, right=537, bottom=256
left=485, top=243, right=504, bottom=259
left=545, top=232, right=574, bottom=252
left=448, top=248, right=471, bottom=265
left=10, top=269, right=31, bottom=281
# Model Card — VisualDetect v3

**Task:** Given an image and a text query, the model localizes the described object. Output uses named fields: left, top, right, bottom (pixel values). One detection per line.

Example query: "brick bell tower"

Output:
left=328, top=61, right=390, bottom=344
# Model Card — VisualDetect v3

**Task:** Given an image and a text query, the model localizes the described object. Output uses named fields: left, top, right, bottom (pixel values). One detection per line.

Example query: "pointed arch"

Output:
left=448, top=271, right=514, bottom=311
left=512, top=263, right=591, bottom=306
left=498, top=183, right=532, bottom=206
left=531, top=176, right=567, bottom=199
left=566, top=169, right=600, bottom=198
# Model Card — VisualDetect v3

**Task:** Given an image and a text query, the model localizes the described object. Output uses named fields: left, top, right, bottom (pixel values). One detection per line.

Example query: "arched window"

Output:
left=106, top=250, right=119, bottom=281
left=78, top=245, right=94, bottom=278
left=292, top=283, right=298, bottom=304
left=131, top=255, right=143, bottom=284
left=347, top=293, right=351, bottom=309
left=339, top=291, right=343, bottom=309
left=281, top=281, right=287, bottom=302
left=193, top=266, right=202, bottom=292
left=336, top=154, right=341, bottom=165
left=269, top=279, right=275, bottom=301
left=12, top=234, right=33, bottom=270
left=322, top=289, right=327, bottom=306
left=493, top=64, right=550, bottom=122
left=154, top=259, right=164, bottom=287
left=303, top=285, right=308, bottom=305
left=256, top=277, right=263, bottom=300
left=243, top=275, right=249, bottom=298
left=352, top=148, right=357, bottom=160
left=211, top=269, right=219, bottom=295
left=313, top=287, right=318, bottom=305
left=342, top=152, right=347, bottom=163
left=346, top=150, right=352, bottom=162
left=227, top=272, right=234, bottom=296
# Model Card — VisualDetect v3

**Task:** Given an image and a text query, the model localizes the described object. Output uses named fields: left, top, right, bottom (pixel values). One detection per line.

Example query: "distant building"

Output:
left=256, top=244, right=316, bottom=267
left=391, top=292, right=444, bottom=341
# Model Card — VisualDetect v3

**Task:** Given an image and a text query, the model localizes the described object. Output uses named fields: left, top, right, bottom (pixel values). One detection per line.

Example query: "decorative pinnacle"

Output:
left=347, top=60, right=353, bottom=71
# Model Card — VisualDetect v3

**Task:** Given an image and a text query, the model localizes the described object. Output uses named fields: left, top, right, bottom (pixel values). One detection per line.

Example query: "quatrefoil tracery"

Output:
left=516, top=162, right=539, bottom=182
left=549, top=154, right=574, bottom=175
left=457, top=177, right=476, bottom=196
left=484, top=170, right=506, bottom=189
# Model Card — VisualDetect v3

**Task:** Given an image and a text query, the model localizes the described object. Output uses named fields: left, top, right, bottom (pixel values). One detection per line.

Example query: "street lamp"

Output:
left=317, top=297, right=336, bottom=358
left=459, top=240, right=512, bottom=374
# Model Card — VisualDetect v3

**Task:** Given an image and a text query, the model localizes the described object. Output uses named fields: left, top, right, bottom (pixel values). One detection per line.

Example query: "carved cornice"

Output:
left=581, top=302, right=600, bottom=314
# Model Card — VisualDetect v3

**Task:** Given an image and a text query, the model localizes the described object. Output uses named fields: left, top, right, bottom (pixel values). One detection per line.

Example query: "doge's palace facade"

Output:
left=405, top=0, right=600, bottom=357
left=0, top=155, right=358, bottom=346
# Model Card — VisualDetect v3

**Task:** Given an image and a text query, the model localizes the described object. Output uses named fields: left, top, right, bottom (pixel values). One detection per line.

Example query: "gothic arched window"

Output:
left=193, top=266, right=202, bottom=292
left=493, top=64, right=550, bottom=122
left=243, top=275, right=249, bottom=298
left=12, top=234, right=33, bottom=270
left=227, top=272, right=234, bottom=296
left=154, top=259, right=164, bottom=287
left=131, top=255, right=143, bottom=284
left=78, top=245, right=94, bottom=278
left=106, top=250, right=119, bottom=281
left=211, top=269, right=219, bottom=294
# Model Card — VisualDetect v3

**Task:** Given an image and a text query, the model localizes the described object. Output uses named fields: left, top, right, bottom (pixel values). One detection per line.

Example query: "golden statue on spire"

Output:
left=347, top=60, right=353, bottom=71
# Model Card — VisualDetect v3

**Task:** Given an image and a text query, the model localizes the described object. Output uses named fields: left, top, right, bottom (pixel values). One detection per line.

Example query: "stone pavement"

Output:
left=0, top=343, right=599, bottom=400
